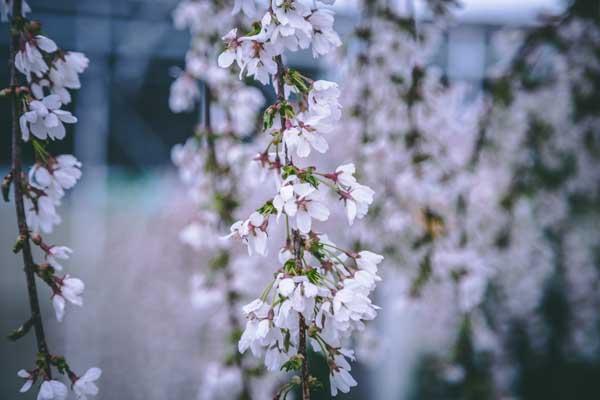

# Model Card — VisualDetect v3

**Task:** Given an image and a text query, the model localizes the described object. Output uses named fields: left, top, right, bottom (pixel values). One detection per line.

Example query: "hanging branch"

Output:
left=8, top=0, right=53, bottom=379
left=218, top=0, right=383, bottom=398
left=4, top=1, right=102, bottom=398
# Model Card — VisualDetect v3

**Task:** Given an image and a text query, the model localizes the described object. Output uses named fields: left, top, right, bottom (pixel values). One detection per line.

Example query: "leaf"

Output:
left=2, top=173, right=11, bottom=202
left=7, top=318, right=34, bottom=341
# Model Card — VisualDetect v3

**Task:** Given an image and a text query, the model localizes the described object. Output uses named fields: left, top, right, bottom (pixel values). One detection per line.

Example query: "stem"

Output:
left=9, top=0, right=52, bottom=378
left=275, top=56, right=286, bottom=103
left=292, top=230, right=310, bottom=400
left=274, top=55, right=291, bottom=165
left=298, top=314, right=310, bottom=400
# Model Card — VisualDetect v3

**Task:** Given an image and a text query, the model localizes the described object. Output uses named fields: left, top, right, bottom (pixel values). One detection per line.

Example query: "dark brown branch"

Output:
left=9, top=0, right=52, bottom=378
left=275, top=52, right=309, bottom=399
left=292, top=230, right=310, bottom=400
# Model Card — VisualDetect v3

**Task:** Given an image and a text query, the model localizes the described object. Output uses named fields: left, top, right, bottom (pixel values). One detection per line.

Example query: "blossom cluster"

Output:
left=217, top=0, right=382, bottom=396
left=328, top=0, right=495, bottom=357
left=4, top=4, right=101, bottom=400
left=169, top=1, right=282, bottom=398
left=467, top=5, right=600, bottom=393
left=326, top=0, right=600, bottom=396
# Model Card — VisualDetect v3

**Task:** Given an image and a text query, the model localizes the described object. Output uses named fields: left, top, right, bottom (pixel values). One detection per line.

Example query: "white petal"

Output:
left=296, top=210, right=312, bottom=233
left=218, top=50, right=235, bottom=68
left=36, top=36, right=58, bottom=53
left=19, top=379, right=33, bottom=393
left=278, top=278, right=295, bottom=297
left=307, top=201, right=329, bottom=221
left=345, top=200, right=357, bottom=225
left=52, top=295, right=65, bottom=322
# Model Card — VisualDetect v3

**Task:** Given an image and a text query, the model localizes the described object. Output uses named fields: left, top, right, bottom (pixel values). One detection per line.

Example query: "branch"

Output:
left=9, top=0, right=52, bottom=378
left=293, top=230, right=310, bottom=400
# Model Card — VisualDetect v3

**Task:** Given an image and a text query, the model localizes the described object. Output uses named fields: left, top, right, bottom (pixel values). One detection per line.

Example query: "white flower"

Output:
left=25, top=195, right=61, bottom=234
left=273, top=275, right=320, bottom=328
left=264, top=345, right=290, bottom=371
left=273, top=183, right=297, bottom=220
left=273, top=180, right=329, bottom=233
left=29, top=155, right=82, bottom=201
left=19, top=95, right=77, bottom=141
left=73, top=367, right=102, bottom=400
left=329, top=365, right=357, bottom=396
left=292, top=183, right=330, bottom=233
left=15, top=35, right=57, bottom=80
left=226, top=212, right=269, bottom=256
left=340, top=183, right=375, bottom=225
left=218, top=29, right=243, bottom=69
left=238, top=39, right=278, bottom=85
left=277, top=278, right=296, bottom=297
left=309, top=9, right=342, bottom=58
left=242, top=298, right=264, bottom=315
left=282, top=112, right=330, bottom=158
left=260, top=11, right=310, bottom=53
left=17, top=369, right=34, bottom=393
left=355, top=251, right=384, bottom=275
left=169, top=73, right=199, bottom=113
left=37, top=380, right=68, bottom=400
left=332, top=279, right=378, bottom=323
left=53, top=154, right=82, bottom=188
left=52, top=275, right=85, bottom=322
left=272, top=0, right=312, bottom=39
left=45, top=246, right=72, bottom=271
left=333, top=163, right=357, bottom=187
left=239, top=318, right=273, bottom=356
left=308, top=80, right=341, bottom=121
left=47, top=52, right=89, bottom=104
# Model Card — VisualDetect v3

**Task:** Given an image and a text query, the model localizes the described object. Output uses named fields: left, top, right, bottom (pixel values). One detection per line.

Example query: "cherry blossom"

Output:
left=73, top=367, right=102, bottom=400
left=4, top=4, right=95, bottom=400
left=19, top=95, right=77, bottom=141
left=45, top=246, right=72, bottom=271
left=14, top=35, right=57, bottom=79
left=37, top=380, right=68, bottom=400
left=52, top=275, right=85, bottom=322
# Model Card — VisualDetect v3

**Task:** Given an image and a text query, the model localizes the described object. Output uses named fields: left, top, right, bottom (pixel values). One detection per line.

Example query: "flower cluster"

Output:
left=169, top=0, right=284, bottom=398
left=4, top=4, right=101, bottom=400
left=218, top=0, right=340, bottom=85
left=325, top=0, right=600, bottom=397
left=218, top=0, right=382, bottom=396
left=462, top=3, right=600, bottom=394
left=316, top=0, right=511, bottom=391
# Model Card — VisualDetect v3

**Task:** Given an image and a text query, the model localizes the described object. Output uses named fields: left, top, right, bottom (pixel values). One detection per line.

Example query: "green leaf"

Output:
left=2, top=173, right=11, bottom=202
left=283, top=259, right=297, bottom=274
left=282, top=165, right=297, bottom=179
left=281, top=354, right=304, bottom=372
left=263, top=106, right=276, bottom=130
left=306, top=268, right=322, bottom=284
left=6, top=318, right=34, bottom=341
left=257, top=201, right=275, bottom=216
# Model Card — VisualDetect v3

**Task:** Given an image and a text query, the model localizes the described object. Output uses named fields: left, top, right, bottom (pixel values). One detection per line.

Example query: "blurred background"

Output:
left=2, top=0, right=600, bottom=399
